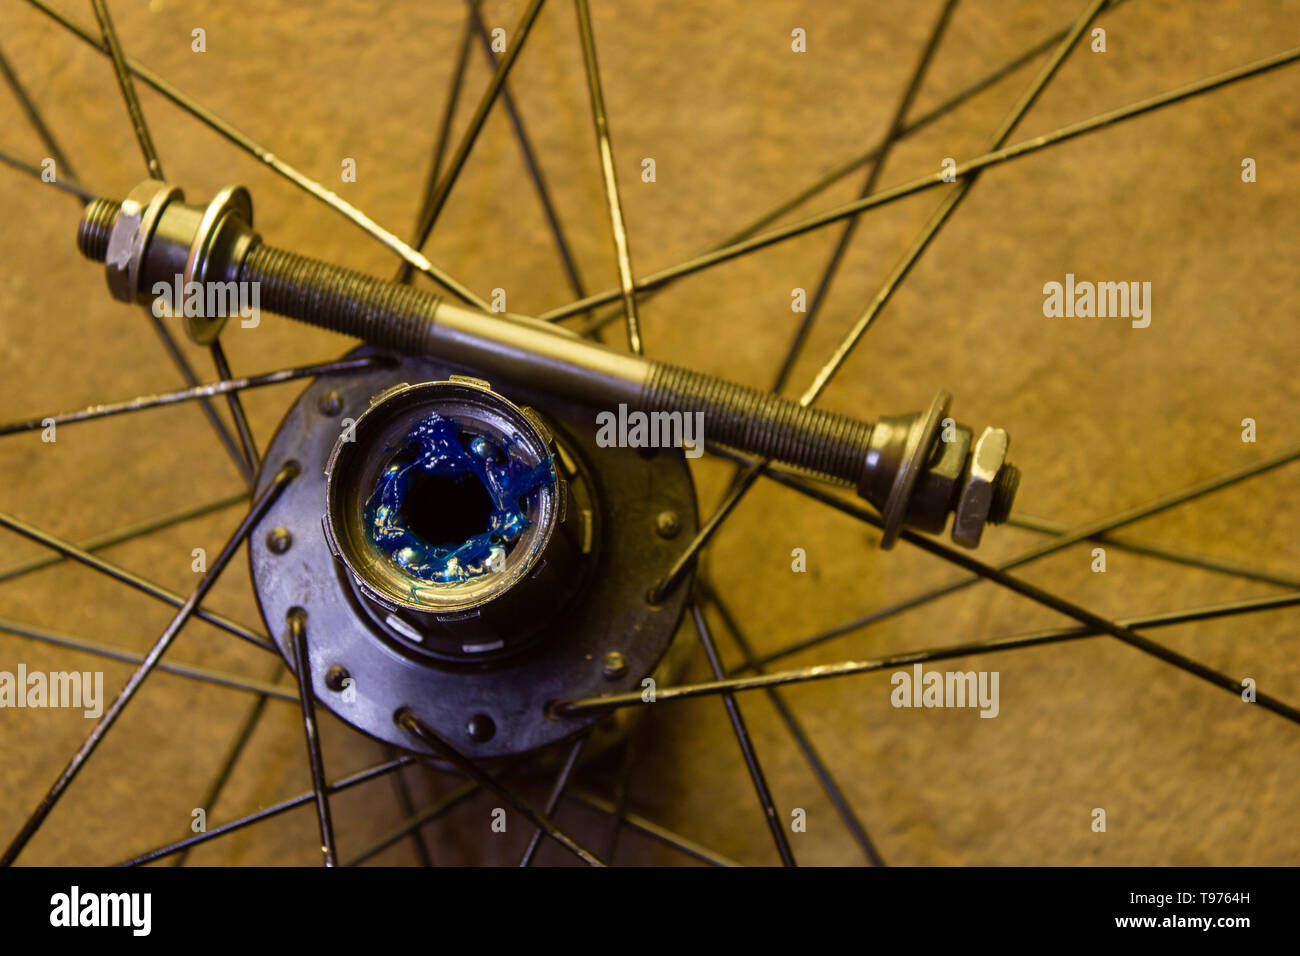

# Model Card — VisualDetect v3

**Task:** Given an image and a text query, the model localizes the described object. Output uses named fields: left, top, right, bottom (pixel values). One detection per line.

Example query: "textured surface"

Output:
left=0, top=0, right=1298, bottom=866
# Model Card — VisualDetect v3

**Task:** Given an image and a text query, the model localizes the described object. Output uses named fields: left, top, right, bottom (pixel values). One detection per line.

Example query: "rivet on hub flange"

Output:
left=266, top=527, right=293, bottom=554
left=655, top=510, right=682, bottom=539
left=466, top=714, right=495, bottom=743
left=602, top=651, right=628, bottom=679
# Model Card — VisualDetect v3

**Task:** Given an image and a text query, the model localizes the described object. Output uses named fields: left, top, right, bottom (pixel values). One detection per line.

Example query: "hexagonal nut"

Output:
left=104, top=181, right=180, bottom=305
left=906, top=422, right=971, bottom=534
left=103, top=202, right=144, bottom=303
left=951, top=427, right=1009, bottom=549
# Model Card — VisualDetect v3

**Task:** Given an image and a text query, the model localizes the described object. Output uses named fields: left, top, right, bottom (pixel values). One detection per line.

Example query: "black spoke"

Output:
left=0, top=510, right=276, bottom=652
left=555, top=592, right=1300, bottom=712
left=26, top=0, right=487, bottom=308
left=0, top=357, right=378, bottom=437
left=118, top=757, right=413, bottom=866
left=701, top=579, right=884, bottom=866
left=0, top=44, right=79, bottom=185
left=1008, top=512, right=1300, bottom=591
left=288, top=609, right=337, bottom=866
left=539, top=41, right=1300, bottom=325
left=565, top=788, right=740, bottom=867
left=0, top=491, right=246, bottom=584
left=573, top=0, right=642, bottom=353
left=396, top=708, right=605, bottom=866
left=691, top=604, right=796, bottom=866
left=519, top=731, right=588, bottom=866
left=0, top=463, right=297, bottom=866
left=0, top=149, right=95, bottom=202
left=0, top=617, right=295, bottom=701
left=466, top=0, right=592, bottom=316
left=397, top=0, right=548, bottom=281
left=748, top=442, right=1300, bottom=667
left=88, top=0, right=163, bottom=179
left=771, top=0, right=958, bottom=394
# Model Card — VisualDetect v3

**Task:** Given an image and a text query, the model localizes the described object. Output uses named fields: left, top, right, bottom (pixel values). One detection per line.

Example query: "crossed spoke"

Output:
left=396, top=709, right=605, bottom=866
left=769, top=0, right=959, bottom=394
left=518, top=730, right=589, bottom=866
left=465, top=0, right=592, bottom=316
left=82, top=0, right=261, bottom=483
left=408, top=8, right=474, bottom=255
left=0, top=510, right=276, bottom=652
left=0, top=617, right=295, bottom=701
left=751, top=470, right=1300, bottom=724
left=573, top=0, right=642, bottom=353
left=649, top=0, right=1109, bottom=603
left=564, top=789, right=741, bottom=867
left=749, top=443, right=1300, bottom=669
left=345, top=780, right=479, bottom=867
left=538, top=43, right=1300, bottom=324
left=563, top=0, right=1137, bottom=338
left=552, top=591, right=1300, bottom=713
left=396, top=0, right=548, bottom=284
left=0, top=463, right=298, bottom=866
left=0, top=43, right=80, bottom=188
left=117, top=756, right=414, bottom=867
left=0, top=491, right=247, bottom=584
left=700, top=579, right=884, bottom=866
left=691, top=604, right=797, bottom=866
left=0, top=356, right=381, bottom=436
left=1, top=0, right=1296, bottom=868
left=25, top=0, right=489, bottom=308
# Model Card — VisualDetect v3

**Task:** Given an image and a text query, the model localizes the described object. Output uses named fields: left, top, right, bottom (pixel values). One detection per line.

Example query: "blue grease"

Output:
left=364, top=412, right=553, bottom=590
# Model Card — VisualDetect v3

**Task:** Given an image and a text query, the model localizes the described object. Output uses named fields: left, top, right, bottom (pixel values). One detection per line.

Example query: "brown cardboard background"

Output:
left=0, top=0, right=1297, bottom=865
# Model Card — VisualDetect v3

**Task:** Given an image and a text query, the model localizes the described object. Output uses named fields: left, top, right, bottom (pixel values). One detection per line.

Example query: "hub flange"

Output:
left=249, top=347, right=699, bottom=758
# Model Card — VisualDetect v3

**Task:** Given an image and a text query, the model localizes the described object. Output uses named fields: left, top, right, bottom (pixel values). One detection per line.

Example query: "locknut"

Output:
left=951, top=426, right=1010, bottom=549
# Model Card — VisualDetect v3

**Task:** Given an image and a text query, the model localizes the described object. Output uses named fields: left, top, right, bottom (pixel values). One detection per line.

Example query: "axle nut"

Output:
left=103, top=181, right=181, bottom=305
left=952, top=426, right=1010, bottom=549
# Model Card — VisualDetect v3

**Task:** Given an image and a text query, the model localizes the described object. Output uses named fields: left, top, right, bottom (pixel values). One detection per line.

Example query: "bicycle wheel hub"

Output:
left=249, top=349, right=698, bottom=757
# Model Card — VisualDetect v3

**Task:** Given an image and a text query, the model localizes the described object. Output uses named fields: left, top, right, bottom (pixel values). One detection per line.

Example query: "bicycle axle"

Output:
left=77, top=180, right=1020, bottom=548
